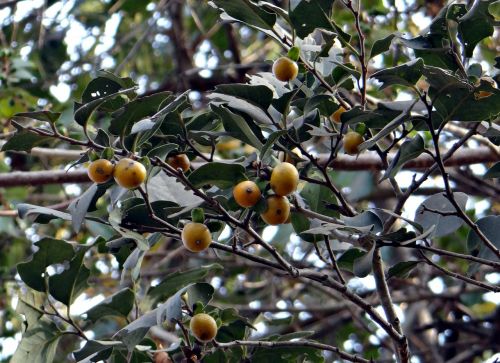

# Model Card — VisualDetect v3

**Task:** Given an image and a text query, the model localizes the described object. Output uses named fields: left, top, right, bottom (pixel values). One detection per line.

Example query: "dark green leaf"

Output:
left=290, top=0, right=348, bottom=42
left=387, top=261, right=421, bottom=279
left=17, top=238, right=75, bottom=292
left=300, top=181, right=338, bottom=218
left=353, top=245, right=375, bottom=277
left=188, top=162, right=246, bottom=189
left=370, top=34, right=395, bottom=58
left=212, top=105, right=264, bottom=149
left=458, top=0, right=497, bottom=57
left=343, top=211, right=383, bottom=233
left=211, top=0, right=276, bottom=30
left=371, top=58, right=424, bottom=89
left=1, top=131, right=53, bottom=152
left=382, top=134, right=425, bottom=180
left=337, top=248, right=365, bottom=271
left=49, top=245, right=91, bottom=305
left=85, top=288, right=135, bottom=322
left=12, top=111, right=61, bottom=124
left=17, top=203, right=72, bottom=224
left=467, top=215, right=500, bottom=275
left=109, top=91, right=173, bottom=136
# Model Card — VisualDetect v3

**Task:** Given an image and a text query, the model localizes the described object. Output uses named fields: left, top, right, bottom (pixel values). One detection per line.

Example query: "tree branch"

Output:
left=216, top=340, right=372, bottom=363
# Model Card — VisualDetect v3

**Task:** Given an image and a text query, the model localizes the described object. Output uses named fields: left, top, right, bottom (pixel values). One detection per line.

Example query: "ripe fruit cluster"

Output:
left=87, top=157, right=147, bottom=189
left=232, top=161, right=299, bottom=226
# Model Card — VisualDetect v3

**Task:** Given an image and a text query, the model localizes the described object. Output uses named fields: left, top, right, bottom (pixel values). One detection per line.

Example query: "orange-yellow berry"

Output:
left=330, top=106, right=346, bottom=123
left=270, top=162, right=299, bottom=196
left=87, top=159, right=114, bottom=184
left=167, top=154, right=190, bottom=173
left=113, top=158, right=147, bottom=189
left=272, top=57, right=299, bottom=82
left=189, top=313, right=218, bottom=343
left=181, top=222, right=212, bottom=252
left=343, top=131, right=364, bottom=155
left=233, top=181, right=261, bottom=208
left=260, top=195, right=290, bottom=225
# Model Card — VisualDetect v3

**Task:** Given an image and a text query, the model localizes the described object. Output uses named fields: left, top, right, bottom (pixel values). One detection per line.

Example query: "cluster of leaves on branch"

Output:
left=1, top=0, right=500, bottom=362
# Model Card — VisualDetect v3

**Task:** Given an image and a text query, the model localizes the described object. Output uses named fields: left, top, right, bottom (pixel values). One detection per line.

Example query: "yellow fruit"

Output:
left=189, top=313, right=218, bottom=343
left=272, top=57, right=299, bottom=82
left=330, top=106, right=346, bottom=123
left=233, top=180, right=261, bottom=208
left=343, top=131, right=364, bottom=155
left=181, top=222, right=212, bottom=252
left=113, top=158, right=147, bottom=189
left=270, top=162, right=299, bottom=196
left=215, top=139, right=241, bottom=151
left=87, top=159, right=114, bottom=184
left=167, top=154, right=190, bottom=172
left=279, top=147, right=302, bottom=164
left=260, top=195, right=290, bottom=225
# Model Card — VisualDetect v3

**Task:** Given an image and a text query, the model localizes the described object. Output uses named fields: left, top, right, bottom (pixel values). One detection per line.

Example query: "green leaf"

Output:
left=188, top=162, right=246, bottom=189
left=74, top=86, right=136, bottom=127
left=303, top=94, right=339, bottom=116
left=414, top=192, right=468, bottom=237
left=147, top=264, right=223, bottom=302
left=359, top=100, right=417, bottom=151
left=1, top=131, right=53, bottom=152
left=49, top=245, right=91, bottom=305
left=371, top=58, right=424, bottom=89
left=74, top=340, right=120, bottom=362
left=108, top=91, right=173, bottom=135
left=208, top=86, right=274, bottom=125
left=370, top=34, right=395, bottom=58
left=287, top=46, right=300, bottom=61
left=300, top=181, right=338, bottom=218
left=337, top=248, right=365, bottom=272
left=343, top=211, right=383, bottom=233
left=11, top=318, right=61, bottom=363
left=424, top=69, right=500, bottom=122
left=146, top=143, right=178, bottom=159
left=17, top=238, right=75, bottom=292
left=458, top=0, right=497, bottom=57
left=290, top=0, right=348, bottom=42
left=17, top=203, right=72, bottom=224
left=211, top=0, right=276, bottom=30
left=290, top=212, right=323, bottom=243
left=68, top=183, right=108, bottom=233
left=191, top=208, right=205, bottom=223
left=260, top=130, right=288, bottom=162
left=212, top=84, right=274, bottom=110
left=85, top=288, right=135, bottom=322
left=467, top=215, right=500, bottom=275
left=212, top=105, right=264, bottom=149
left=382, top=134, right=425, bottom=180
left=387, top=261, right=421, bottom=279
left=484, top=162, right=500, bottom=179
left=216, top=320, right=247, bottom=343
left=12, top=111, right=61, bottom=124
left=353, top=245, right=375, bottom=277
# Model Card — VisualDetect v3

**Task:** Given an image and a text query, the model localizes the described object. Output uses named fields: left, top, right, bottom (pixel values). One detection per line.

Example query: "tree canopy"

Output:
left=0, top=0, right=499, bottom=362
